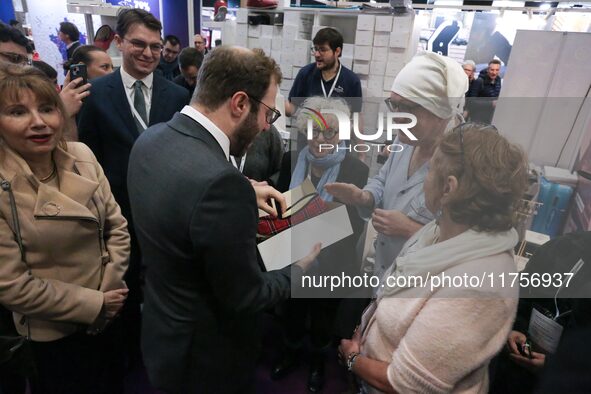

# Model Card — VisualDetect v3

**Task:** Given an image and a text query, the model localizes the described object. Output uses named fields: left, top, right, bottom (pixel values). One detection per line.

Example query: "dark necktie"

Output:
left=133, top=80, right=148, bottom=132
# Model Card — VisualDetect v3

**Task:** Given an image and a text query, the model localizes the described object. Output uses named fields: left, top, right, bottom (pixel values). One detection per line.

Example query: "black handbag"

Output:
left=0, top=176, right=37, bottom=378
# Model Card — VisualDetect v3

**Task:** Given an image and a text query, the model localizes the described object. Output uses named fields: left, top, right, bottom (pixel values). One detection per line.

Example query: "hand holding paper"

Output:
left=253, top=184, right=286, bottom=218
left=294, top=243, right=322, bottom=272
left=325, top=182, right=374, bottom=207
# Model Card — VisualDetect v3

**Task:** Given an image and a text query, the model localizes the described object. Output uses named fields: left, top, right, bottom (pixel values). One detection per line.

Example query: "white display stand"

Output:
left=493, top=30, right=591, bottom=170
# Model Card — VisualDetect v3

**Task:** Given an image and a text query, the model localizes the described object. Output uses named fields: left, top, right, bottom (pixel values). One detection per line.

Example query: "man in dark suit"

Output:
left=59, top=21, right=81, bottom=63
left=78, top=8, right=189, bottom=367
left=128, top=46, right=319, bottom=393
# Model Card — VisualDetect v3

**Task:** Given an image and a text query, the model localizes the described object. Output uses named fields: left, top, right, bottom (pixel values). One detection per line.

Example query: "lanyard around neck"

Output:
left=321, top=62, right=342, bottom=98
left=230, top=152, right=247, bottom=173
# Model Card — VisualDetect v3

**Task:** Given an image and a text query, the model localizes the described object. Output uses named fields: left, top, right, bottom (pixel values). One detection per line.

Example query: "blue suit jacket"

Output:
left=78, top=69, right=189, bottom=221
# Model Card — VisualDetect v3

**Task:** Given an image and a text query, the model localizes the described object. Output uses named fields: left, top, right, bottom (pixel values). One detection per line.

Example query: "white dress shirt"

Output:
left=120, top=66, right=153, bottom=123
left=180, top=105, right=230, bottom=161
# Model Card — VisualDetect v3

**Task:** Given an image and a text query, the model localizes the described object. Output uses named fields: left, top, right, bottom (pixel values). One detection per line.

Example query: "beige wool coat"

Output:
left=0, top=141, right=130, bottom=342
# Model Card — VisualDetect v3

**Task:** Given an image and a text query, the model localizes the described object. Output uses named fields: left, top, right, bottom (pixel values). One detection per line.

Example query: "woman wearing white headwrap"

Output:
left=338, top=123, right=528, bottom=393
left=326, top=51, right=469, bottom=284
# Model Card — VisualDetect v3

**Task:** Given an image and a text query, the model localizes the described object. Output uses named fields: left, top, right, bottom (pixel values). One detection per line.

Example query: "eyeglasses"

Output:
left=248, top=96, right=281, bottom=125
left=384, top=97, right=421, bottom=113
left=0, top=51, right=31, bottom=66
left=310, top=46, right=332, bottom=55
left=453, top=122, right=499, bottom=171
left=312, top=128, right=338, bottom=140
left=123, top=38, right=164, bottom=54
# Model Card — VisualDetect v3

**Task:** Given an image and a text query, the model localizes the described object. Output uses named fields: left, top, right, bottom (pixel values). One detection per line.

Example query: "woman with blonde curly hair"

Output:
left=339, top=122, right=528, bottom=393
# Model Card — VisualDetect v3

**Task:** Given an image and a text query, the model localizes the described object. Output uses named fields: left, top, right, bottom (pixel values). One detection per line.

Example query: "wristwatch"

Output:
left=347, top=352, right=360, bottom=372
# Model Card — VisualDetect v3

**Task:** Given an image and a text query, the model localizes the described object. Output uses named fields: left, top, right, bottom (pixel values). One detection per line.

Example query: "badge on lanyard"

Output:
left=321, top=63, right=342, bottom=98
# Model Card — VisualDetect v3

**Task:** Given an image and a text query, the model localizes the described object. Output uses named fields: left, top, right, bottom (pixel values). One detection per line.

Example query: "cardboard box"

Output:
left=356, top=14, right=376, bottom=31
left=293, top=66, right=303, bottom=77
left=342, top=43, right=355, bottom=58
left=283, top=25, right=299, bottom=40
left=272, top=37, right=283, bottom=51
left=236, top=9, right=248, bottom=24
left=372, top=46, right=388, bottom=61
left=389, top=31, right=409, bottom=49
left=257, top=179, right=353, bottom=271
left=354, top=45, right=372, bottom=61
left=393, top=15, right=413, bottom=32
left=248, top=25, right=261, bottom=38
left=355, top=30, right=374, bottom=46
left=281, top=63, right=292, bottom=78
left=259, top=37, right=272, bottom=53
left=370, top=61, right=387, bottom=75
left=354, top=61, right=370, bottom=75
left=280, top=78, right=293, bottom=91
left=368, top=76, right=385, bottom=96
left=247, top=37, right=260, bottom=49
left=271, top=50, right=282, bottom=64
left=383, top=76, right=395, bottom=91
left=312, top=25, right=329, bottom=38
left=375, top=15, right=393, bottom=32
left=284, top=12, right=301, bottom=26
left=341, top=57, right=353, bottom=69
left=282, top=37, right=295, bottom=51
left=261, top=25, right=274, bottom=38
left=236, top=24, right=248, bottom=38
left=359, top=76, right=368, bottom=89
left=373, top=32, right=390, bottom=47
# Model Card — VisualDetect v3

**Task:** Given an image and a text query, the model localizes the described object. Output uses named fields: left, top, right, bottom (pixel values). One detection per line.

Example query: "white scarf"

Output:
left=379, top=221, right=518, bottom=297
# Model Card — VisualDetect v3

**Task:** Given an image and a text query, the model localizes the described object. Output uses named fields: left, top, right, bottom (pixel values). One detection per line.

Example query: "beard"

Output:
left=230, top=111, right=261, bottom=157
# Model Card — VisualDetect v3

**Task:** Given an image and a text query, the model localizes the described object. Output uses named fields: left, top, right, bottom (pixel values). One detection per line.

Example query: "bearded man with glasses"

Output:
left=78, top=8, right=189, bottom=371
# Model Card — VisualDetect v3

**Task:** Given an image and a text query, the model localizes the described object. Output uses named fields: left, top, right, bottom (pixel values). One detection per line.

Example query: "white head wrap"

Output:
left=391, top=52, right=469, bottom=120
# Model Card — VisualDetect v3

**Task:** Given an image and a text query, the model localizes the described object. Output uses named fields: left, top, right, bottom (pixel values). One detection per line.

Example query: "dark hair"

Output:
left=0, top=23, right=32, bottom=53
left=193, top=47, right=282, bottom=112
left=9, top=20, right=19, bottom=27
left=163, top=34, right=180, bottom=47
left=178, top=47, right=204, bottom=70
left=488, top=59, right=502, bottom=66
left=66, top=45, right=105, bottom=68
left=116, top=8, right=162, bottom=38
left=0, top=63, right=69, bottom=150
left=434, top=123, right=528, bottom=232
left=313, top=28, right=343, bottom=56
left=59, top=21, right=80, bottom=42
left=32, top=60, right=58, bottom=80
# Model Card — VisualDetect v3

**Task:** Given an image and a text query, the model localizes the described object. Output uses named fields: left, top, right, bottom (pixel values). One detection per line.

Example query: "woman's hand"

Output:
left=60, top=73, right=91, bottom=117
left=102, top=288, right=129, bottom=319
left=338, top=337, right=361, bottom=365
left=253, top=184, right=286, bottom=218
left=509, top=351, right=546, bottom=373
left=324, top=182, right=373, bottom=207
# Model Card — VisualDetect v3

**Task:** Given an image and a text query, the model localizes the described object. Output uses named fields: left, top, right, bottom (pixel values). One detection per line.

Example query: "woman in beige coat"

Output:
left=339, top=124, right=528, bottom=393
left=0, top=64, right=130, bottom=393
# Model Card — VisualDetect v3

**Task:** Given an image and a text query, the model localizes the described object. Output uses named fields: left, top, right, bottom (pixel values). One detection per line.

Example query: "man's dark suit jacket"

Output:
left=78, top=68, right=189, bottom=223
left=66, top=41, right=81, bottom=61
left=127, top=113, right=302, bottom=393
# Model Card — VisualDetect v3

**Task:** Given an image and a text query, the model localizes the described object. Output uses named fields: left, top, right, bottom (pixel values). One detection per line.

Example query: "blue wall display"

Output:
left=0, top=0, right=16, bottom=24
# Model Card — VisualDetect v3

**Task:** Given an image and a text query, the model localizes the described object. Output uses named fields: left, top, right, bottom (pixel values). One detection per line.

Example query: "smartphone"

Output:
left=70, top=63, right=88, bottom=86
left=519, top=341, right=532, bottom=359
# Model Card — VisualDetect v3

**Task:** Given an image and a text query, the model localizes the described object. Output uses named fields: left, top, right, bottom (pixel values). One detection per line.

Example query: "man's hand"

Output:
left=325, top=182, right=373, bottom=207
left=372, top=209, right=418, bottom=238
left=338, top=337, right=361, bottom=365
left=294, top=243, right=321, bottom=272
left=253, top=184, right=286, bottom=218
left=509, top=351, right=546, bottom=373
left=507, top=330, right=527, bottom=356
left=60, top=74, right=91, bottom=117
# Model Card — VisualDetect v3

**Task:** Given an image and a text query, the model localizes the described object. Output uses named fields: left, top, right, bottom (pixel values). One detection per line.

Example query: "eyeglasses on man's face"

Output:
left=384, top=97, right=421, bottom=113
left=0, top=51, right=31, bottom=66
left=123, top=38, right=163, bottom=54
left=312, top=128, right=338, bottom=140
left=310, top=46, right=332, bottom=55
left=248, top=96, right=281, bottom=125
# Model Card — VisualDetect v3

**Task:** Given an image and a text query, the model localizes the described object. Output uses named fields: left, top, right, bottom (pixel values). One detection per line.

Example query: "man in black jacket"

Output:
left=128, top=46, right=318, bottom=394
left=467, top=58, right=502, bottom=124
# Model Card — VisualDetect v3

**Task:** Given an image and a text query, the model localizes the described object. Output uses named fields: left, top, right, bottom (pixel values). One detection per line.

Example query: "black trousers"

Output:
left=29, top=323, right=125, bottom=394
left=282, top=298, right=338, bottom=352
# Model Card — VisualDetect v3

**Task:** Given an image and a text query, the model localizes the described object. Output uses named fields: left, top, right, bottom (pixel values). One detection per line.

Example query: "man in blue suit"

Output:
left=78, top=8, right=189, bottom=367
